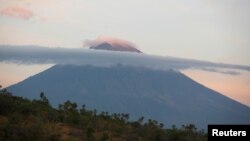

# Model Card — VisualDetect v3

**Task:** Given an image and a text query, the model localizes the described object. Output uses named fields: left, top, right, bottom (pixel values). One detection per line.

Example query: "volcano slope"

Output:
left=8, top=64, right=250, bottom=129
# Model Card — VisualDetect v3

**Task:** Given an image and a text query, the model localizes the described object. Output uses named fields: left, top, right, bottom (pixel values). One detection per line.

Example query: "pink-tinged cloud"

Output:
left=84, top=36, right=142, bottom=53
left=0, top=6, right=33, bottom=20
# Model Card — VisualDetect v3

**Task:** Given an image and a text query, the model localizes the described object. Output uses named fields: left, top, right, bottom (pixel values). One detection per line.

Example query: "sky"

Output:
left=0, top=0, right=250, bottom=106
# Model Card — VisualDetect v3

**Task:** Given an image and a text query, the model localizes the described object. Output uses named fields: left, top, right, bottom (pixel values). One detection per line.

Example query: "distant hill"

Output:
left=8, top=64, right=250, bottom=129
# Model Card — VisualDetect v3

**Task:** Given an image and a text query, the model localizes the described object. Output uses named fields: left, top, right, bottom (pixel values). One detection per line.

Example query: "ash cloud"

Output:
left=0, top=45, right=249, bottom=75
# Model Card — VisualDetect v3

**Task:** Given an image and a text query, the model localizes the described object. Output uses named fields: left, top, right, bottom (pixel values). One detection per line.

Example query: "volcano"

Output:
left=8, top=64, right=250, bottom=129
left=89, top=42, right=142, bottom=53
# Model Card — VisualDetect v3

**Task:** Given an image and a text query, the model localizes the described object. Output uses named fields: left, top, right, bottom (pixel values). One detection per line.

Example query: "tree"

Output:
left=182, top=124, right=197, bottom=132
left=40, top=92, right=49, bottom=105
left=159, top=123, right=164, bottom=128
left=62, top=100, right=78, bottom=112
left=138, top=116, right=144, bottom=124
left=172, top=124, right=177, bottom=130
left=0, top=85, right=12, bottom=95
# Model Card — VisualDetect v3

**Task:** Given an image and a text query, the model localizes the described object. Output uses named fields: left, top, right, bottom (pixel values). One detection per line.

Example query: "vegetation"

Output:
left=0, top=87, right=207, bottom=141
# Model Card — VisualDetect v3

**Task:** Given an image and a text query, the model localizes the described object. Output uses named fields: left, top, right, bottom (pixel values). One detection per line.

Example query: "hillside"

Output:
left=8, top=64, right=250, bottom=129
left=0, top=89, right=207, bottom=141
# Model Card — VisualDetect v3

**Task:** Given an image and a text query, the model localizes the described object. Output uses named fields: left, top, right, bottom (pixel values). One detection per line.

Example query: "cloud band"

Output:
left=0, top=45, right=249, bottom=74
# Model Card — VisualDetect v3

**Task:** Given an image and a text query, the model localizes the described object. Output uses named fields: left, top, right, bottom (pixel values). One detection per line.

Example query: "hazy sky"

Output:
left=0, top=0, right=250, bottom=105
left=0, top=0, right=249, bottom=65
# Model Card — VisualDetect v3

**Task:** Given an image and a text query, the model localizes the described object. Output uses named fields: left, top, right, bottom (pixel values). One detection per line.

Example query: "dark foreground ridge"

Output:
left=0, top=89, right=207, bottom=141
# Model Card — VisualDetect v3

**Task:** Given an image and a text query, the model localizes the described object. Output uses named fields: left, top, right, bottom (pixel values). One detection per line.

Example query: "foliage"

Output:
left=0, top=88, right=207, bottom=141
